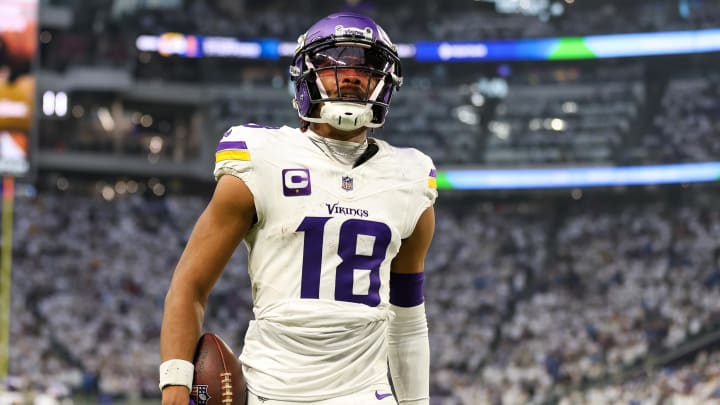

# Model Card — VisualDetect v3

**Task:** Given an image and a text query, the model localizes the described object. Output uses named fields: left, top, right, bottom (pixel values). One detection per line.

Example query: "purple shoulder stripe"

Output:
left=216, top=141, right=248, bottom=151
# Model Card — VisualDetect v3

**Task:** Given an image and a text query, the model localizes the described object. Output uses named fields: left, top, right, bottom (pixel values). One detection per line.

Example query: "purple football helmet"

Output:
left=290, top=12, right=403, bottom=131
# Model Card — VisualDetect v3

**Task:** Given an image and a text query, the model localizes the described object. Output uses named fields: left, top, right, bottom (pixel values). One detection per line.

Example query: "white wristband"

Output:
left=159, top=359, right=194, bottom=392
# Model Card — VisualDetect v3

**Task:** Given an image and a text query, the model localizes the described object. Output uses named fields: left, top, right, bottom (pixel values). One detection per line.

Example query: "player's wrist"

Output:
left=159, top=359, right=194, bottom=392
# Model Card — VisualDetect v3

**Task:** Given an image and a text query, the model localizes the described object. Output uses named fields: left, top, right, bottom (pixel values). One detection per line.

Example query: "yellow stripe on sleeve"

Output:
left=215, top=150, right=251, bottom=163
left=427, top=177, right=437, bottom=189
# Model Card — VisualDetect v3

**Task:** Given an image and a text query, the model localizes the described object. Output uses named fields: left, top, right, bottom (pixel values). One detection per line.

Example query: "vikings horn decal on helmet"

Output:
left=290, top=12, right=403, bottom=131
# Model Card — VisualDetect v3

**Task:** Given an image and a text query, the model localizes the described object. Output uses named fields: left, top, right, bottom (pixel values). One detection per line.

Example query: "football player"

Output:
left=160, top=12, right=436, bottom=405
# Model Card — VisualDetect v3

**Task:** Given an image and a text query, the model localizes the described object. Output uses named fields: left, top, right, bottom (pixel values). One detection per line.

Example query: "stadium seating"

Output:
left=5, top=185, right=720, bottom=403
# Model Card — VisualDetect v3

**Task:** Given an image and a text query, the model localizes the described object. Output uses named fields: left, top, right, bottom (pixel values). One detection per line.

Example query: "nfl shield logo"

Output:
left=342, top=176, right=354, bottom=191
left=191, top=385, right=211, bottom=405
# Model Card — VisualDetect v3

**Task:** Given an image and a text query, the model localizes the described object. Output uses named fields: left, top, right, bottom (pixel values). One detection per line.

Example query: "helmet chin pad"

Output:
left=319, top=101, right=374, bottom=131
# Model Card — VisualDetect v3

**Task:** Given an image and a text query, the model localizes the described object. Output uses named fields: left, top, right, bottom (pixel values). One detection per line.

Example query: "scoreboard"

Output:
left=0, top=0, right=36, bottom=178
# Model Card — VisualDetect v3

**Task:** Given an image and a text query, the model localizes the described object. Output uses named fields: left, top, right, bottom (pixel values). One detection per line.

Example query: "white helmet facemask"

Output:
left=299, top=52, right=390, bottom=132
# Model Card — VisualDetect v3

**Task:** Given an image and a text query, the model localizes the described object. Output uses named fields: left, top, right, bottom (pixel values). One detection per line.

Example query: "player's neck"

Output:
left=309, top=123, right=368, bottom=144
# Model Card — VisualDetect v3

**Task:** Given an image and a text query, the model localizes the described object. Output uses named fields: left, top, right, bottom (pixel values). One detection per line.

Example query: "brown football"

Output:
left=191, top=333, right=247, bottom=405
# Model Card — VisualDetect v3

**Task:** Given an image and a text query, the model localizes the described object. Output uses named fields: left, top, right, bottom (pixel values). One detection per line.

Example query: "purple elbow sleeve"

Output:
left=389, top=272, right=425, bottom=307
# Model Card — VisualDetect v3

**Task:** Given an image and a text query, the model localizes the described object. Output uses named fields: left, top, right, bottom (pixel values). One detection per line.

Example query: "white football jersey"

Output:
left=213, top=124, right=437, bottom=402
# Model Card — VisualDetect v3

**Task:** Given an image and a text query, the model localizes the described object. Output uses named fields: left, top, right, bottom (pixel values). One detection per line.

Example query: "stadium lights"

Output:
left=562, top=101, right=578, bottom=114
left=454, top=106, right=479, bottom=126
left=96, top=107, right=114, bottom=131
left=475, top=0, right=565, bottom=19
left=488, top=121, right=511, bottom=139
left=136, top=29, right=720, bottom=62
left=436, top=162, right=720, bottom=190
left=42, top=91, right=67, bottom=117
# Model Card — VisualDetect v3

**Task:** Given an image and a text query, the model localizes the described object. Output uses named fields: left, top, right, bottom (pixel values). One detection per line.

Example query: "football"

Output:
left=191, top=333, right=247, bottom=405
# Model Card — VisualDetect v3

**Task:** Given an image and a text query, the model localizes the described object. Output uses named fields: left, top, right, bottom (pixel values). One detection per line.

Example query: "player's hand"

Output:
left=161, top=385, right=192, bottom=405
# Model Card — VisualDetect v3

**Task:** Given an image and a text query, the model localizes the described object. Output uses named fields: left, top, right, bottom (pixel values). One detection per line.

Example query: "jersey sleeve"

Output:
left=401, top=149, right=438, bottom=239
left=213, top=125, right=260, bottom=190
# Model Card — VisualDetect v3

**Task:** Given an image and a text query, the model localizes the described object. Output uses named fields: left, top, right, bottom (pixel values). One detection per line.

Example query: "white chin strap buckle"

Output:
left=320, top=102, right=374, bottom=131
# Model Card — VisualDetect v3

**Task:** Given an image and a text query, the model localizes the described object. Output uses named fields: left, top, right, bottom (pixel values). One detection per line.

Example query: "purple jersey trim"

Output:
left=389, top=272, right=425, bottom=307
left=216, top=141, right=248, bottom=151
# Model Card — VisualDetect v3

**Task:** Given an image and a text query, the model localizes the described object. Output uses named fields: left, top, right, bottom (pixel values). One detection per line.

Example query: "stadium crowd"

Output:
left=40, top=0, right=720, bottom=60
left=36, top=61, right=720, bottom=169
left=642, top=74, right=720, bottom=164
left=3, top=185, right=720, bottom=404
left=36, top=0, right=720, bottom=170
left=8, top=0, right=720, bottom=404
